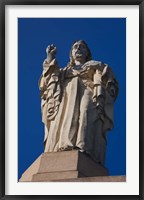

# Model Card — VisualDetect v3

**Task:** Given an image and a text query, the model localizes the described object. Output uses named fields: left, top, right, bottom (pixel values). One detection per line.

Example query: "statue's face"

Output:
left=72, top=41, right=88, bottom=63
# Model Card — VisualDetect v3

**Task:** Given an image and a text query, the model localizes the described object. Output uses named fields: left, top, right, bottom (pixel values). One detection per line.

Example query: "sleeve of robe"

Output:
left=38, top=59, right=61, bottom=143
left=102, top=64, right=119, bottom=131
left=93, top=63, right=118, bottom=132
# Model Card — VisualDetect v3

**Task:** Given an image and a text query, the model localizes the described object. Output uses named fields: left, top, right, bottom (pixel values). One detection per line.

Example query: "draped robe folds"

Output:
left=39, top=59, right=118, bottom=163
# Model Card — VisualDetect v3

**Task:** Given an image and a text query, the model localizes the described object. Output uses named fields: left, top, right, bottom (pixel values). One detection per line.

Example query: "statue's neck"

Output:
left=74, top=60, right=85, bottom=66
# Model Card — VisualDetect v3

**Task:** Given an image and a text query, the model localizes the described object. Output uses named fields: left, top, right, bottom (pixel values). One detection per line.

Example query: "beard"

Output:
left=75, top=53, right=83, bottom=59
left=72, top=50, right=87, bottom=63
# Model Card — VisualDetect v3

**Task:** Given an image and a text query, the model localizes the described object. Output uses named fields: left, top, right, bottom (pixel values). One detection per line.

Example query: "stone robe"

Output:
left=39, top=59, right=118, bottom=164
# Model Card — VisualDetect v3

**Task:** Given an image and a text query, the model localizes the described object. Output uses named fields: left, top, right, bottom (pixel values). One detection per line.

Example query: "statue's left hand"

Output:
left=97, top=107, right=104, bottom=122
left=107, top=82, right=116, bottom=98
left=95, top=95, right=105, bottom=121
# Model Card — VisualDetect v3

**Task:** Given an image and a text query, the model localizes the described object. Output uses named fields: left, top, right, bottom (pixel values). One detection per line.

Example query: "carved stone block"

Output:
left=20, top=150, right=109, bottom=182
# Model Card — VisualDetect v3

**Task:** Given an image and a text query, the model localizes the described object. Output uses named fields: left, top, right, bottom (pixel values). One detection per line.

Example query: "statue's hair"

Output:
left=67, top=40, right=92, bottom=68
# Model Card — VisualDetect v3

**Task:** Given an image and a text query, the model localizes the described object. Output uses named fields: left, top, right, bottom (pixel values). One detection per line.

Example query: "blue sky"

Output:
left=18, top=18, right=126, bottom=180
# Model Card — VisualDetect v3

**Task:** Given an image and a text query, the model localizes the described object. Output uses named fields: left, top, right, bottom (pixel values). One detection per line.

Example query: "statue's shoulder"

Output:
left=85, top=60, right=102, bottom=65
left=83, top=60, right=105, bottom=70
left=42, top=58, right=60, bottom=76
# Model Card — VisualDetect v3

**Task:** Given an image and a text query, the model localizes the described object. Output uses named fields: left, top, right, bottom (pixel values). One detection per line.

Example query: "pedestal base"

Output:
left=20, top=150, right=112, bottom=182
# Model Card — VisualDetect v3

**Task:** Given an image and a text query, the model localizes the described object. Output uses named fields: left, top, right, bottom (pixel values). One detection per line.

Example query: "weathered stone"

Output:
left=36, top=151, right=108, bottom=179
left=39, top=40, right=119, bottom=166
left=20, top=40, right=120, bottom=183
left=20, top=151, right=109, bottom=182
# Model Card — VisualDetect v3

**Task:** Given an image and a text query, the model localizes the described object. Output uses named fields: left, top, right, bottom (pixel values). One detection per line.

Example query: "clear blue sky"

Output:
left=18, top=18, right=126, bottom=180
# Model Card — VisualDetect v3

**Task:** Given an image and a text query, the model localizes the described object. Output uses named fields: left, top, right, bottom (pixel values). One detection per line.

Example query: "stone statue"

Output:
left=39, top=40, right=118, bottom=166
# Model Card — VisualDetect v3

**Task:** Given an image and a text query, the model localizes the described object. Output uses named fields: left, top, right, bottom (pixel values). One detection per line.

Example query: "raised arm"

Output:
left=39, top=44, right=61, bottom=122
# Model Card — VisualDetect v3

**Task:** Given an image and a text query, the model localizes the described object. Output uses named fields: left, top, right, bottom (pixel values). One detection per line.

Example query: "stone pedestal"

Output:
left=20, top=150, right=109, bottom=182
